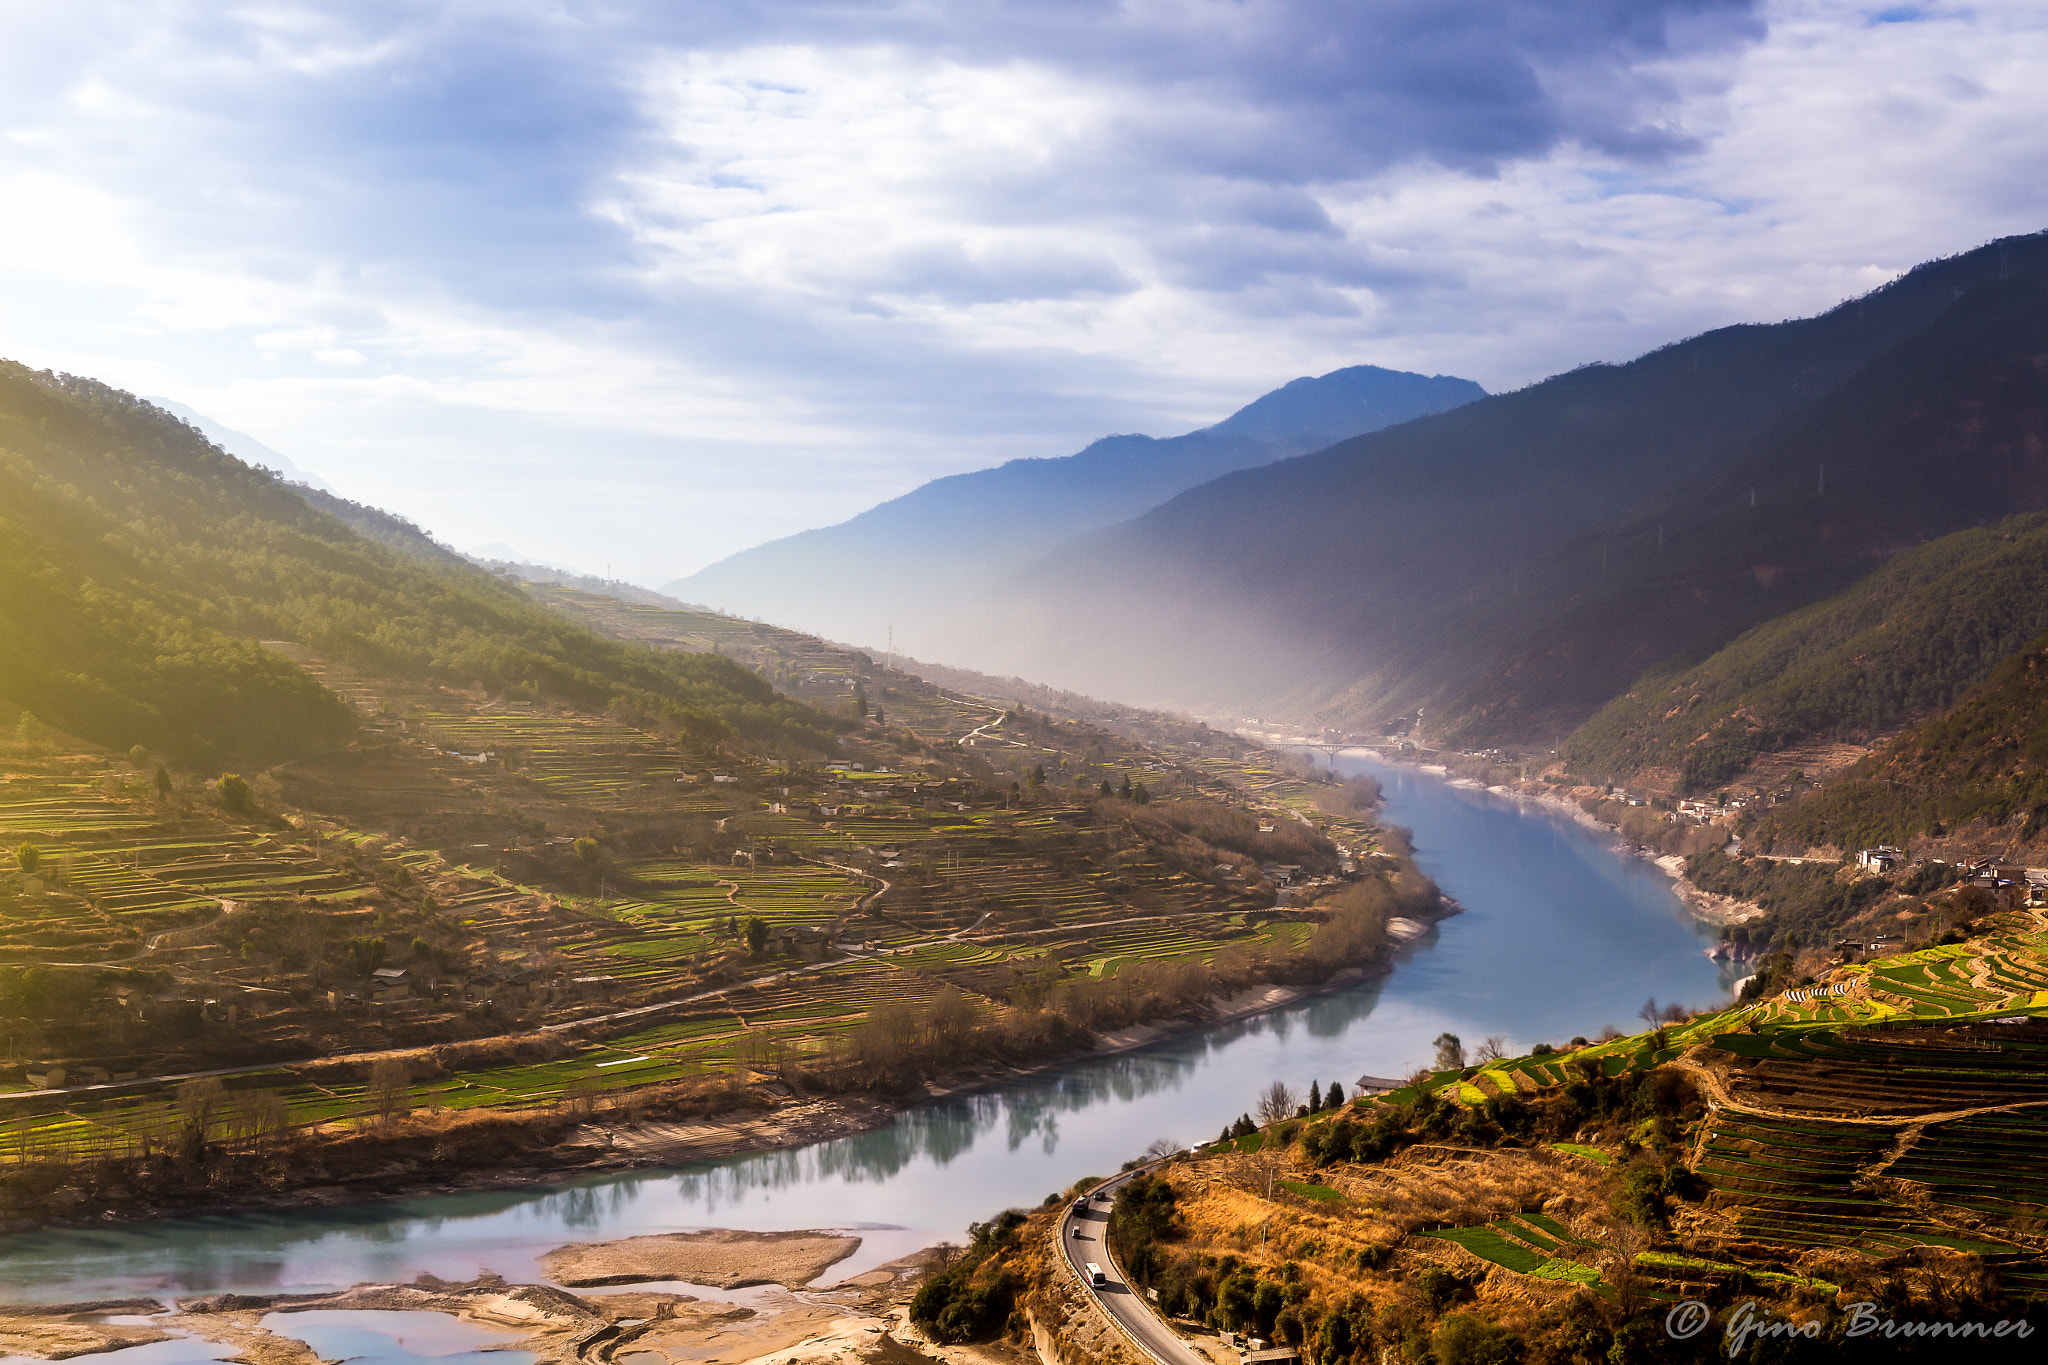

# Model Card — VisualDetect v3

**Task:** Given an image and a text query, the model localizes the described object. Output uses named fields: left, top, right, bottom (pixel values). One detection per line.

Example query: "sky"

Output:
left=1, top=1, right=2045, bottom=585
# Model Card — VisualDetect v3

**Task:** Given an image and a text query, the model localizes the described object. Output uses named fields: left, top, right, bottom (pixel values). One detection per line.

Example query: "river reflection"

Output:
left=0, top=760, right=1728, bottom=1303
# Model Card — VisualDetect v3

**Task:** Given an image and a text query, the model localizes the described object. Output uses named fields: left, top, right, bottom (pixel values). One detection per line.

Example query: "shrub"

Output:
left=1433, top=1314, right=1523, bottom=1365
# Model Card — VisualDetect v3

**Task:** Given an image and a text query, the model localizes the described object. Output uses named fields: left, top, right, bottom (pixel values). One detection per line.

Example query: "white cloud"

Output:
left=0, top=1, right=2041, bottom=583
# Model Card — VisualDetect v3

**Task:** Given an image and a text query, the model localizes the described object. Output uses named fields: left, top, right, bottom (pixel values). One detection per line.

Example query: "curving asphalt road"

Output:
left=1057, top=1167, right=1214, bottom=1365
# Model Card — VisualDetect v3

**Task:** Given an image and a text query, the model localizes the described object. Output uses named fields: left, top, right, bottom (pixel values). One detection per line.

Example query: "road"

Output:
left=1057, top=1167, right=1214, bottom=1365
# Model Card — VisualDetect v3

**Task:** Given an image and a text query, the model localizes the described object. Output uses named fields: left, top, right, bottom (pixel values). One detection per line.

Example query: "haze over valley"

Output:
left=6, top=4, right=2048, bottom=1362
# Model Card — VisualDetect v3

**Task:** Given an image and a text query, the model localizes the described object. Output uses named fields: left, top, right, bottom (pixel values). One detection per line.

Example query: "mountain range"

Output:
left=665, top=364, right=1484, bottom=654
left=911, top=232, right=2048, bottom=742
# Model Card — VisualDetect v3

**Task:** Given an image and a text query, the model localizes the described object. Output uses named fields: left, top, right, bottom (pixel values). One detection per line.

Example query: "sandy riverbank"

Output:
left=541, top=1229, right=862, bottom=1290
left=1652, top=853, right=1766, bottom=927
left=0, top=1253, right=1022, bottom=1365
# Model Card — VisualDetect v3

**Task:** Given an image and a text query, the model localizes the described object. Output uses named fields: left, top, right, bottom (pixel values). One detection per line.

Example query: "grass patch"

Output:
left=1421, top=1225, right=1549, bottom=1275
left=1276, top=1178, right=1345, bottom=1204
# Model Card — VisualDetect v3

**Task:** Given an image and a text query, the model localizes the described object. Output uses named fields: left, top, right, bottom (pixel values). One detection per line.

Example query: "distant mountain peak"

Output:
left=662, top=362, right=1486, bottom=653
left=1209, top=364, right=1486, bottom=449
left=143, top=397, right=334, bottom=492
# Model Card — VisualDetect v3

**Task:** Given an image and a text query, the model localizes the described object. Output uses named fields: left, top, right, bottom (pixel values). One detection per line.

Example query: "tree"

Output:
left=1099, top=780, right=1114, bottom=797
left=1433, top=1314, right=1522, bottom=1365
left=217, top=772, right=251, bottom=813
left=1432, top=1032, right=1466, bottom=1071
left=1029, top=764, right=1045, bottom=787
left=1474, top=1035, right=1507, bottom=1064
left=574, top=837, right=599, bottom=866
left=1119, top=775, right=1134, bottom=800
left=176, top=1076, right=224, bottom=1159
left=1133, top=783, right=1151, bottom=804
left=13, top=844, right=37, bottom=876
left=154, top=764, right=173, bottom=798
left=745, top=916, right=769, bottom=956
left=243, top=1090, right=290, bottom=1148
left=1637, top=997, right=1662, bottom=1029
left=922, top=983, right=976, bottom=1051
left=349, top=935, right=388, bottom=976
left=367, top=1057, right=412, bottom=1123
left=854, top=686, right=868, bottom=718
left=127, top=744, right=149, bottom=767
left=1324, top=1081, right=1344, bottom=1109
left=1660, top=1001, right=1690, bottom=1025
left=1254, top=1081, right=1297, bottom=1127
left=13, top=712, right=45, bottom=757
left=1142, top=1136, right=1183, bottom=1162
left=1308, top=1080, right=1322, bottom=1111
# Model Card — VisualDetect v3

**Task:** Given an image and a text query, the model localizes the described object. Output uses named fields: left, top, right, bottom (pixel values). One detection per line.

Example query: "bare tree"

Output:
left=247, top=1090, right=290, bottom=1148
left=367, top=1057, right=412, bottom=1124
left=1474, top=1035, right=1507, bottom=1064
left=1605, top=1222, right=1649, bottom=1316
left=1637, top=997, right=1662, bottom=1029
left=1254, top=1081, right=1297, bottom=1128
left=1143, top=1136, right=1184, bottom=1163
left=1597, top=1023, right=1623, bottom=1042
left=1432, top=1032, right=1466, bottom=1071
left=175, top=1076, right=224, bottom=1160
left=1660, top=1002, right=1690, bottom=1025
left=923, top=983, right=975, bottom=1048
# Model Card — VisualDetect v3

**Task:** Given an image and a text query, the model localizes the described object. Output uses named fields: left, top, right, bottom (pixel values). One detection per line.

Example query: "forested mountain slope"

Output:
left=1749, top=624, right=2048, bottom=855
left=941, top=232, right=2048, bottom=734
left=1560, top=514, right=2048, bottom=790
left=0, top=364, right=831, bottom=764
left=1441, top=269, right=2048, bottom=745
left=667, top=364, right=1482, bottom=655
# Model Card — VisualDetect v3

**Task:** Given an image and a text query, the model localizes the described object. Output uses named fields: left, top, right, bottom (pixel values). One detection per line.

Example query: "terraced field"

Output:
left=0, top=778, right=386, bottom=962
left=1889, top=1112, right=2048, bottom=1223
left=1347, top=917, right=2048, bottom=1279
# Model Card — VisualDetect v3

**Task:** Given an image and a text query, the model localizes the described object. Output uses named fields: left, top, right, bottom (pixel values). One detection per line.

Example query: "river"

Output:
left=0, top=755, right=1732, bottom=1304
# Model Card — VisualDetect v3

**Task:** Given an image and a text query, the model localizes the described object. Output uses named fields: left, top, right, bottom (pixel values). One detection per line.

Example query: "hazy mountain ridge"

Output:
left=293, top=484, right=471, bottom=566
left=935, top=231, right=2048, bottom=735
left=1440, top=265, right=2048, bottom=747
left=665, top=364, right=1483, bottom=654
left=144, top=396, right=334, bottom=492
